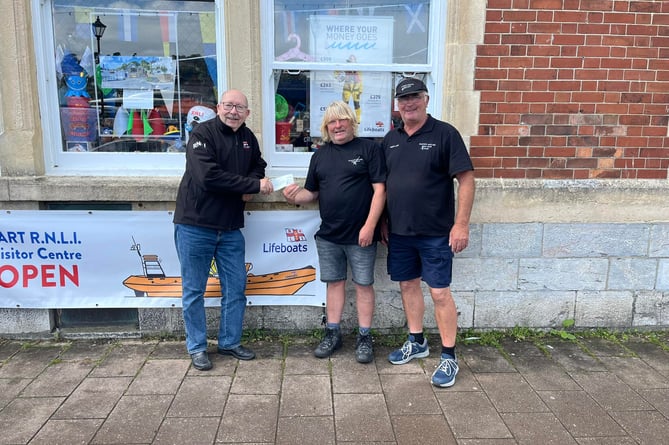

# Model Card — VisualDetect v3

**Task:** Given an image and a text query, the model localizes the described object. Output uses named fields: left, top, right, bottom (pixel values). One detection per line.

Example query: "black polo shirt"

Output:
left=382, top=115, right=473, bottom=236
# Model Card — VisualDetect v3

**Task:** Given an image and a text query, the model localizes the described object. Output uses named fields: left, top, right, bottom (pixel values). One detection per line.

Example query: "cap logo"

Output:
left=401, top=83, right=415, bottom=92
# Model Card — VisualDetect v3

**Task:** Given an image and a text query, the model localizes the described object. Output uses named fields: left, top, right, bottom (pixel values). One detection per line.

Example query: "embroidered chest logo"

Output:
left=242, top=141, right=251, bottom=150
left=348, top=156, right=364, bottom=166
left=192, top=140, right=205, bottom=150
left=419, top=142, right=436, bottom=151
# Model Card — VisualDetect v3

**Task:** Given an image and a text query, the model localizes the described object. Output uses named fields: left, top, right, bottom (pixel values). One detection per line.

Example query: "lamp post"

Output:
left=92, top=16, right=107, bottom=118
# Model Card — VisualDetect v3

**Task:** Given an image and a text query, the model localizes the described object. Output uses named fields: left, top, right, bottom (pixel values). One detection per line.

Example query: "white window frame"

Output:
left=31, top=0, right=227, bottom=176
left=260, top=1, right=446, bottom=177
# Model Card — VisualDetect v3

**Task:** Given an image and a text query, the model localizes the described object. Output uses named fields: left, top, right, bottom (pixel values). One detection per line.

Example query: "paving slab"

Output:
left=536, top=390, right=626, bottom=437
left=0, top=335, right=667, bottom=444
left=333, top=393, right=395, bottom=442
left=500, top=412, right=577, bottom=445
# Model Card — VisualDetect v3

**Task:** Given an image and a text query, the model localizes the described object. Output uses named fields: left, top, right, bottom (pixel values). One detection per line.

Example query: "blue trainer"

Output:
left=388, top=335, right=429, bottom=364
left=431, top=354, right=459, bottom=387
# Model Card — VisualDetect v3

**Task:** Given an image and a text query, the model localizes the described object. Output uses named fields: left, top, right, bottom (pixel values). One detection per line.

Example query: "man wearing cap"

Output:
left=381, top=77, right=475, bottom=388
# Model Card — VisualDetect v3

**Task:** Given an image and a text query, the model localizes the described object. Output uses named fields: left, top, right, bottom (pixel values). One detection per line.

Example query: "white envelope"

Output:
left=271, top=174, right=295, bottom=191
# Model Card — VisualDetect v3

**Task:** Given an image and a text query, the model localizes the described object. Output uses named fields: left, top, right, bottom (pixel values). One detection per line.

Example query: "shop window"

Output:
left=33, top=0, right=222, bottom=175
left=262, top=1, right=444, bottom=176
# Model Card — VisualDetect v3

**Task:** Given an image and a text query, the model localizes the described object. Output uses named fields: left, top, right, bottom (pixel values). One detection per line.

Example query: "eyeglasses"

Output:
left=220, top=102, right=248, bottom=112
left=397, top=93, right=426, bottom=103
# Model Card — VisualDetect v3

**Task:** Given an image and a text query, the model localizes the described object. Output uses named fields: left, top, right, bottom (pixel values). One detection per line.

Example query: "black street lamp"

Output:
left=92, top=16, right=107, bottom=118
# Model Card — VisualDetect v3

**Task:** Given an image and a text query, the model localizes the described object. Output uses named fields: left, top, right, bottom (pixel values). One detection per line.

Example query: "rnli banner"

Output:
left=0, top=210, right=325, bottom=308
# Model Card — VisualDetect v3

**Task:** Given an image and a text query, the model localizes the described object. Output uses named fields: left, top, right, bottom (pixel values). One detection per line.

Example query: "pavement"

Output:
left=1, top=332, right=669, bottom=445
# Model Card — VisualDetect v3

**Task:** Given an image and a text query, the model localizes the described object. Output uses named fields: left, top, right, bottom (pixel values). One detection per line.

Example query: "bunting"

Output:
left=160, top=12, right=177, bottom=57
left=118, top=11, right=139, bottom=42
left=199, top=13, right=217, bottom=87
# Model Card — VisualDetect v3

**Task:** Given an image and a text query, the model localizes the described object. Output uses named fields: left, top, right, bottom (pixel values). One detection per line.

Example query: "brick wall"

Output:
left=470, top=0, right=669, bottom=179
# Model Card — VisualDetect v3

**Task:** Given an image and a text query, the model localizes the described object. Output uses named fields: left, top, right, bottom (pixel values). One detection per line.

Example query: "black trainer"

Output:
left=314, top=327, right=343, bottom=358
left=355, top=333, right=374, bottom=363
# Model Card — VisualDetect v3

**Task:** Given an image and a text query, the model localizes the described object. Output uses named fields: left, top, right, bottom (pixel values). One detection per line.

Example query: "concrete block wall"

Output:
left=450, top=222, right=669, bottom=329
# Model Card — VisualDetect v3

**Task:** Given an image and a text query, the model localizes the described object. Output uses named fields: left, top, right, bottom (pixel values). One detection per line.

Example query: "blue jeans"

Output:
left=174, top=224, right=247, bottom=354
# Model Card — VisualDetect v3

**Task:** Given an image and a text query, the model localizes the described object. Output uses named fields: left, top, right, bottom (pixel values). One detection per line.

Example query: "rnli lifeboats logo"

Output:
left=285, top=228, right=306, bottom=242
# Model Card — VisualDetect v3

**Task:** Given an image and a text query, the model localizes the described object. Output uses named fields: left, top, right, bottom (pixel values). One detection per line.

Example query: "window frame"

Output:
left=31, top=0, right=227, bottom=176
left=260, top=1, right=446, bottom=177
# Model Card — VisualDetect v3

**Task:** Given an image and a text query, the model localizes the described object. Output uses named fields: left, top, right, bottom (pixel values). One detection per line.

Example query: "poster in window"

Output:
left=308, top=15, right=392, bottom=138
left=310, top=71, right=391, bottom=138
left=308, top=16, right=393, bottom=63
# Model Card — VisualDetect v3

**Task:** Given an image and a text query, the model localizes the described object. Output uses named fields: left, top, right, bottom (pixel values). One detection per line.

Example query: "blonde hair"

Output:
left=319, top=101, right=358, bottom=143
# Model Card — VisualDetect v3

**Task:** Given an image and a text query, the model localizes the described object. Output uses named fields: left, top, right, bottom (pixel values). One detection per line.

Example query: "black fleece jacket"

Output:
left=173, top=117, right=266, bottom=231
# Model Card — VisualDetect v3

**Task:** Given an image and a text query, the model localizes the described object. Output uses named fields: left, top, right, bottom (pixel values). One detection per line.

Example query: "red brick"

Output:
left=617, top=136, right=649, bottom=147
left=631, top=2, right=662, bottom=13
left=593, top=147, right=619, bottom=157
left=474, top=169, right=495, bottom=178
left=527, top=45, right=561, bottom=56
left=578, top=23, right=611, bottom=34
left=601, top=58, right=633, bottom=69
left=547, top=125, right=577, bottom=135
left=504, top=10, right=538, bottom=22
left=582, top=0, right=615, bottom=12
left=511, top=45, right=528, bottom=56
left=496, top=146, right=528, bottom=156
left=476, top=68, right=508, bottom=80
left=637, top=170, right=668, bottom=179
left=471, top=136, right=504, bottom=146
left=550, top=58, right=584, bottom=68
left=472, top=157, right=503, bottom=168
left=640, top=148, right=669, bottom=158
left=528, top=23, right=562, bottom=33
left=567, top=158, right=599, bottom=168
left=486, top=22, right=511, bottom=34
left=549, top=80, right=582, bottom=91
left=469, top=146, right=495, bottom=156
left=475, top=80, right=500, bottom=91
left=567, top=136, right=599, bottom=147
left=620, top=115, right=651, bottom=125
left=560, top=46, right=578, bottom=57
left=501, top=57, right=534, bottom=68
left=501, top=157, right=519, bottom=167
left=478, top=45, right=510, bottom=57
left=547, top=103, right=582, bottom=113
left=553, top=34, right=586, bottom=46
left=553, top=11, right=589, bottom=22
left=519, top=136, right=551, bottom=146
left=502, top=34, right=534, bottom=45
left=602, top=12, right=636, bottom=24
left=627, top=24, right=659, bottom=36
left=543, top=169, right=574, bottom=179
left=590, top=169, right=622, bottom=178
left=624, top=71, right=656, bottom=82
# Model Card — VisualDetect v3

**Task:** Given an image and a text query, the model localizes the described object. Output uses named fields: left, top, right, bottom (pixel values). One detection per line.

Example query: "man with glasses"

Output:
left=382, top=78, right=475, bottom=387
left=283, top=101, right=386, bottom=363
left=174, top=89, right=274, bottom=371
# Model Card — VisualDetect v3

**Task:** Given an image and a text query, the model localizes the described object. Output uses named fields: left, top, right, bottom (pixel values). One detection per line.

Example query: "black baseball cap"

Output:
left=395, top=78, right=428, bottom=98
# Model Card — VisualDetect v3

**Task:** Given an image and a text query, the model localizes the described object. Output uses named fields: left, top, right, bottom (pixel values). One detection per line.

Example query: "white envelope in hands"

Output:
left=271, top=174, right=295, bottom=191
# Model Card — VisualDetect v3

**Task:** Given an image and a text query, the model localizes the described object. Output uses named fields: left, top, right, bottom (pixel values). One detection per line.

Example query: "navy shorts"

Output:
left=387, top=233, right=453, bottom=288
left=315, top=236, right=377, bottom=286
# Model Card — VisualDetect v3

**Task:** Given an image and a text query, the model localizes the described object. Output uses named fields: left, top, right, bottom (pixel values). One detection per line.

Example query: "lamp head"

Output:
left=92, top=16, right=106, bottom=39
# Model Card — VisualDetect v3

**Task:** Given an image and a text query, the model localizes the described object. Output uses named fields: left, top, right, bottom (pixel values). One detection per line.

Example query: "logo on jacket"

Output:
left=192, top=140, right=205, bottom=150
left=242, top=141, right=251, bottom=150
